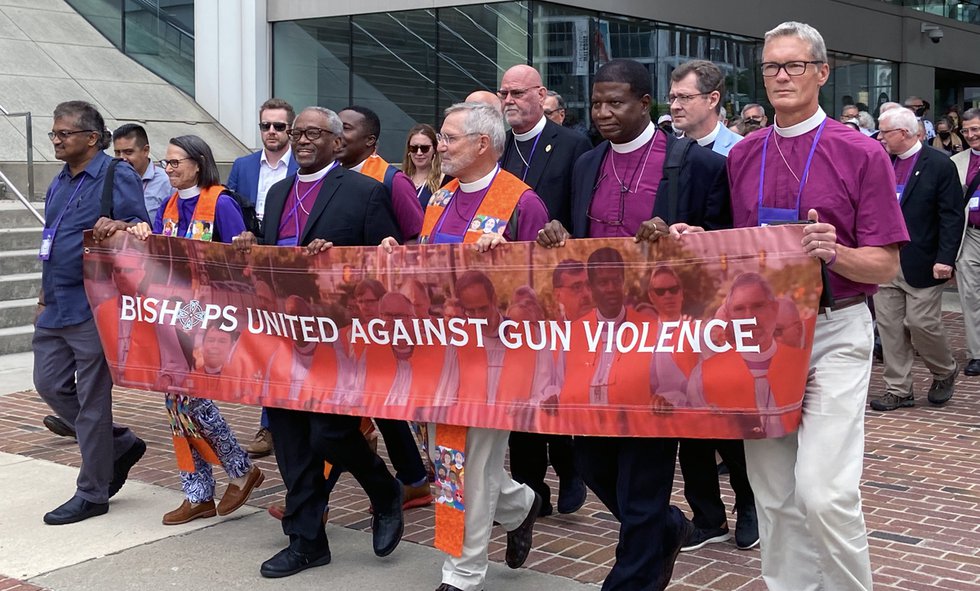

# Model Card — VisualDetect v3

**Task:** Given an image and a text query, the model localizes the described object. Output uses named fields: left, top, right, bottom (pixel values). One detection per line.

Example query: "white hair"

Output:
left=301, top=106, right=343, bottom=135
left=765, top=21, right=828, bottom=63
left=856, top=111, right=875, bottom=131
left=879, top=107, right=919, bottom=135
left=444, top=101, right=506, bottom=155
left=879, top=102, right=902, bottom=114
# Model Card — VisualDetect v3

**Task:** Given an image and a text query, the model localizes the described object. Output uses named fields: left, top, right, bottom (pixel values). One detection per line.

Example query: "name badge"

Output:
left=758, top=206, right=798, bottom=227
left=969, top=192, right=980, bottom=211
left=38, top=228, right=54, bottom=261
left=896, top=184, right=905, bottom=201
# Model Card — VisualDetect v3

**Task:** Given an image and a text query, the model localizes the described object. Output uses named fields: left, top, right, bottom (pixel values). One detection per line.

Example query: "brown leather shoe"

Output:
left=163, top=499, right=216, bottom=525
left=268, top=503, right=328, bottom=525
left=217, top=466, right=265, bottom=516
left=403, top=482, right=434, bottom=510
left=246, top=428, right=273, bottom=458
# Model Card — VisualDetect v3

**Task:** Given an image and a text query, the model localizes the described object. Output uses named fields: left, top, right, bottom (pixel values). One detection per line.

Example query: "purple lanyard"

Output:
left=757, top=119, right=827, bottom=218
left=47, top=177, right=87, bottom=233
left=280, top=175, right=326, bottom=238
left=514, top=133, right=542, bottom=182
left=894, top=150, right=922, bottom=188
left=431, top=168, right=500, bottom=241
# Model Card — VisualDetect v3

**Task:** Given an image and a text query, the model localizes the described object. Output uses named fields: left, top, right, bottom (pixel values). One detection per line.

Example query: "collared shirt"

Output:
left=695, top=121, right=722, bottom=148
left=257, top=148, right=292, bottom=220
left=140, top=162, right=173, bottom=222
left=39, top=151, right=149, bottom=329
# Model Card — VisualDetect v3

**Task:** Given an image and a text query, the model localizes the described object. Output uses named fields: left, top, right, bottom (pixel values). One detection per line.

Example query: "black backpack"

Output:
left=219, top=186, right=261, bottom=237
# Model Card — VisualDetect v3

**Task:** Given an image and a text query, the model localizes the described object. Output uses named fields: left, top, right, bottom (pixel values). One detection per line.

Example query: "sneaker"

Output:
left=245, top=428, right=273, bottom=458
left=870, top=392, right=914, bottom=412
left=680, top=524, right=731, bottom=552
left=734, top=505, right=760, bottom=550
left=927, top=364, right=957, bottom=405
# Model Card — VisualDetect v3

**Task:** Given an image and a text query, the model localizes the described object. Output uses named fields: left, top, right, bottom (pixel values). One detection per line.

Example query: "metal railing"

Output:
left=0, top=103, right=42, bottom=224
left=0, top=169, right=43, bottom=225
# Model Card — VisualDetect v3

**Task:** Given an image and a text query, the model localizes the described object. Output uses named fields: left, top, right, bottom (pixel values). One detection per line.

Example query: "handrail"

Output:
left=0, top=168, right=44, bottom=225
left=0, top=103, right=35, bottom=200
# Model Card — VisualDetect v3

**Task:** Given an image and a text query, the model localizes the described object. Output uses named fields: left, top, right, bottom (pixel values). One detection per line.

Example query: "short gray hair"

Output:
left=444, top=101, right=506, bottom=155
left=546, top=90, right=566, bottom=110
left=856, top=111, right=875, bottom=131
left=765, top=21, right=828, bottom=63
left=879, top=107, right=919, bottom=135
left=962, top=107, right=980, bottom=123
left=879, top=102, right=902, bottom=114
left=741, top=103, right=764, bottom=117
left=300, top=106, right=343, bottom=136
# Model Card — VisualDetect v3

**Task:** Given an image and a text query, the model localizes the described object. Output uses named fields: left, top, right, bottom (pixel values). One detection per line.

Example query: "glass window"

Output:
left=532, top=3, right=594, bottom=136
left=64, top=0, right=123, bottom=47
left=123, top=1, right=195, bottom=96
left=273, top=18, right=352, bottom=121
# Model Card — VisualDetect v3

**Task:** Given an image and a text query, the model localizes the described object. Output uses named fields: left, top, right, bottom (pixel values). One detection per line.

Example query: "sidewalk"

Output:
left=0, top=312, right=978, bottom=590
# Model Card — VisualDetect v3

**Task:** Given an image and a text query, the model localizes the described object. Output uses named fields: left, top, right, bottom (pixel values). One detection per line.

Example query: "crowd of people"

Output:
left=31, top=17, right=978, bottom=591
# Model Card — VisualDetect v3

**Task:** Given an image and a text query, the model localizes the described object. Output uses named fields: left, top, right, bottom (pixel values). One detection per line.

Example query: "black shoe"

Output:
left=506, top=491, right=542, bottom=568
left=43, top=415, right=76, bottom=438
left=927, top=365, right=957, bottom=405
left=556, top=476, right=587, bottom=514
left=964, top=359, right=980, bottom=377
left=655, top=514, right=695, bottom=589
left=870, top=392, right=914, bottom=412
left=259, top=546, right=331, bottom=578
left=680, top=524, right=732, bottom=552
left=109, top=438, right=146, bottom=499
left=734, top=505, right=760, bottom=550
left=372, top=483, right=404, bottom=557
left=43, top=495, right=108, bottom=525
left=435, top=585, right=475, bottom=591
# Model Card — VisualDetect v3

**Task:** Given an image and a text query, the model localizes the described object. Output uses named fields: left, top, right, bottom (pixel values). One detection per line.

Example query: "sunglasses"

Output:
left=408, top=144, right=432, bottom=154
left=651, top=285, right=681, bottom=296
left=259, top=122, right=288, bottom=132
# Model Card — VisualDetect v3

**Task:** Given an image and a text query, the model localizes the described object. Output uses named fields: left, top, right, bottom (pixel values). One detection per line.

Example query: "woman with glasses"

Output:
left=127, top=135, right=264, bottom=526
left=401, top=123, right=451, bottom=210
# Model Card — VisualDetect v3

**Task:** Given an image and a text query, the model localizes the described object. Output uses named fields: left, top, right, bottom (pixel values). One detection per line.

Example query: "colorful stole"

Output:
left=160, top=185, right=224, bottom=242
left=359, top=153, right=392, bottom=184
left=418, top=170, right=528, bottom=244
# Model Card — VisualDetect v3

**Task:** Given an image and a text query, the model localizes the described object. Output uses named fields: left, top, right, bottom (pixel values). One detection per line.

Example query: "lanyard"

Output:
left=280, top=170, right=330, bottom=238
left=757, top=119, right=827, bottom=219
left=894, top=150, right=922, bottom=189
left=47, top=176, right=87, bottom=232
left=513, top=133, right=542, bottom=182
left=431, top=168, right=500, bottom=242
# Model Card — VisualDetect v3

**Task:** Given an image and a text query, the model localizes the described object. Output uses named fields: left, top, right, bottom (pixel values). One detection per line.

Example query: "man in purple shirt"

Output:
left=951, top=108, right=980, bottom=377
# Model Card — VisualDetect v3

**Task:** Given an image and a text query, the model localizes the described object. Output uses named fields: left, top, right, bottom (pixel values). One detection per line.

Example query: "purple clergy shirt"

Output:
left=968, top=152, right=980, bottom=226
left=391, top=169, right=425, bottom=240
left=727, top=116, right=909, bottom=298
left=434, top=187, right=549, bottom=243
left=588, top=131, right=667, bottom=238
left=277, top=178, right=322, bottom=242
left=153, top=192, right=246, bottom=244
left=893, top=152, right=919, bottom=194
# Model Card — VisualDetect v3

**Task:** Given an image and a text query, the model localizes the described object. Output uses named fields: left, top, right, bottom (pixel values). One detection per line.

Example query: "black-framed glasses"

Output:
left=48, top=129, right=95, bottom=141
left=743, top=117, right=764, bottom=125
left=651, top=285, right=681, bottom=296
left=666, top=92, right=710, bottom=104
left=259, top=121, right=288, bottom=132
left=760, top=61, right=824, bottom=77
left=408, top=144, right=432, bottom=154
left=586, top=174, right=626, bottom=227
left=159, top=158, right=192, bottom=169
left=287, top=127, right=331, bottom=141
left=435, top=132, right=479, bottom=145
left=543, top=108, right=564, bottom=117
left=496, top=86, right=541, bottom=100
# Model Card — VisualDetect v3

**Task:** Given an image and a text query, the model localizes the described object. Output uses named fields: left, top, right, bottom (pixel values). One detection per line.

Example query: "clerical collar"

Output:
left=297, top=161, right=337, bottom=183
left=774, top=108, right=827, bottom=138
left=898, top=141, right=923, bottom=160
left=597, top=307, right=627, bottom=324
left=177, top=186, right=200, bottom=200
left=514, top=116, right=547, bottom=142
left=351, top=158, right=366, bottom=173
left=611, top=122, right=656, bottom=154
left=458, top=164, right=499, bottom=193
left=695, top=122, right=722, bottom=147
left=972, top=149, right=980, bottom=157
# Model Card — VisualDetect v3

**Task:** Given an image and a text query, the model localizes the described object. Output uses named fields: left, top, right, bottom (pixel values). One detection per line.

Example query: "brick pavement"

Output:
left=0, top=311, right=977, bottom=590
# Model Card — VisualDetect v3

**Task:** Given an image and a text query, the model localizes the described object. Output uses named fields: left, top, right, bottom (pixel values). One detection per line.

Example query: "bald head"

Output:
left=499, top=65, right=547, bottom=133
left=380, top=292, right=414, bottom=320
left=465, top=90, right=502, bottom=114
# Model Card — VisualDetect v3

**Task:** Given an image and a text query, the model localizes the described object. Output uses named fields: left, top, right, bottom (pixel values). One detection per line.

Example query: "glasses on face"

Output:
left=760, top=60, right=824, bottom=77
left=666, top=92, right=710, bottom=104
left=48, top=129, right=95, bottom=141
left=159, top=158, right=192, bottom=169
left=651, top=285, right=681, bottom=297
left=743, top=117, right=763, bottom=125
left=543, top=108, right=563, bottom=117
left=961, top=125, right=980, bottom=136
left=259, top=121, right=288, bottom=132
left=287, top=127, right=331, bottom=141
left=878, top=128, right=905, bottom=137
left=496, top=86, right=541, bottom=100
left=408, top=144, right=432, bottom=154
left=904, top=104, right=924, bottom=110
left=436, top=132, right=479, bottom=145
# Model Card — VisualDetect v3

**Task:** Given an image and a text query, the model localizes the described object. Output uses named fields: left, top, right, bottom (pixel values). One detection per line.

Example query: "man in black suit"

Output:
left=234, top=106, right=405, bottom=578
left=871, top=106, right=964, bottom=411
left=537, top=58, right=730, bottom=591
left=498, top=64, right=591, bottom=517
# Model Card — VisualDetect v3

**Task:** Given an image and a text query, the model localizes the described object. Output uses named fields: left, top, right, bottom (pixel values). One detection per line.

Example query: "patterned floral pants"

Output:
left=175, top=397, right=252, bottom=503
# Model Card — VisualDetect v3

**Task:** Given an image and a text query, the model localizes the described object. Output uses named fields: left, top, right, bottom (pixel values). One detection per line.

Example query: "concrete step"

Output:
left=0, top=325, right=33, bottom=355
left=0, top=250, right=42, bottom=275
left=0, top=298, right=37, bottom=329
left=0, top=228, right=42, bottom=251
left=0, top=201, right=45, bottom=229
left=0, top=273, right=41, bottom=301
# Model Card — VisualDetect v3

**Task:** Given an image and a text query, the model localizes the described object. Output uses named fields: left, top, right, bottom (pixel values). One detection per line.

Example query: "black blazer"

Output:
left=501, top=119, right=592, bottom=228
left=261, top=164, right=402, bottom=247
left=897, top=144, right=965, bottom=288
left=569, top=132, right=732, bottom=237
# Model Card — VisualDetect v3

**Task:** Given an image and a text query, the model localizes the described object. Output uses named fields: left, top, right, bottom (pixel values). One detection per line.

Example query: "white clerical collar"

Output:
left=458, top=164, right=499, bottom=193
left=774, top=108, right=827, bottom=138
left=611, top=122, right=657, bottom=154
left=177, top=186, right=200, bottom=199
left=262, top=146, right=292, bottom=168
left=597, top=307, right=627, bottom=324
left=695, top=121, right=723, bottom=147
left=972, top=149, right=980, bottom=157
left=351, top=159, right=365, bottom=173
left=514, top=116, right=547, bottom=142
left=297, top=161, right=336, bottom=182
left=898, top=141, right=923, bottom=160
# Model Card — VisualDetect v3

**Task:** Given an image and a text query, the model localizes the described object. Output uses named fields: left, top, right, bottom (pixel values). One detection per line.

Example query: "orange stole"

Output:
left=418, top=169, right=529, bottom=244
left=96, top=300, right=162, bottom=388
left=160, top=185, right=224, bottom=240
left=433, top=423, right=467, bottom=557
left=454, top=332, right=536, bottom=407
left=263, top=342, right=342, bottom=408
left=360, top=343, right=443, bottom=411
left=358, top=153, right=393, bottom=184
left=229, top=331, right=284, bottom=404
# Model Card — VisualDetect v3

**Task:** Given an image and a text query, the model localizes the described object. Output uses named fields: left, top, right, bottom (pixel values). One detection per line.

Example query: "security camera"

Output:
left=929, top=28, right=944, bottom=43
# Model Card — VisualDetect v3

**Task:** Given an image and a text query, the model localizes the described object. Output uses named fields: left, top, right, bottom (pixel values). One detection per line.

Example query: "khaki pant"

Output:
left=873, top=267, right=957, bottom=396
left=957, top=227, right=980, bottom=359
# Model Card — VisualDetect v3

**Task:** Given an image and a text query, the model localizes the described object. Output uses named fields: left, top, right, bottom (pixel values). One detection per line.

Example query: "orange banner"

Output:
left=83, top=225, right=823, bottom=439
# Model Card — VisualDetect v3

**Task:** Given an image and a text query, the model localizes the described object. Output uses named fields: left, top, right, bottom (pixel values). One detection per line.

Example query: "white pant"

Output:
left=957, top=227, right=980, bottom=358
left=744, top=303, right=874, bottom=591
left=438, top=427, right=535, bottom=591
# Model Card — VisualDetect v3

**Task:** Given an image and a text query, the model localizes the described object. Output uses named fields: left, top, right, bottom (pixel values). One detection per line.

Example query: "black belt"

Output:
left=822, top=294, right=866, bottom=314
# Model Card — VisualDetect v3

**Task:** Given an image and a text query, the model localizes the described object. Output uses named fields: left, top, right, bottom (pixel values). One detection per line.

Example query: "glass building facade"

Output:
left=273, top=1, right=898, bottom=158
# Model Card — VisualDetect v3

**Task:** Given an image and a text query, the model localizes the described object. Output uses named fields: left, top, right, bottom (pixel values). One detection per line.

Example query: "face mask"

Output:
left=914, top=106, right=926, bottom=117
left=939, top=131, right=951, bottom=139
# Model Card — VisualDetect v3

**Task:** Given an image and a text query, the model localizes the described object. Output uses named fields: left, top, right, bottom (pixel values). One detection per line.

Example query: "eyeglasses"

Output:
left=543, top=108, right=564, bottom=117
left=259, top=121, right=288, bottom=132
left=586, top=174, right=625, bottom=227
left=287, top=127, right=331, bottom=141
left=743, top=117, right=764, bottom=124
left=666, top=92, right=710, bottom=104
left=651, top=285, right=681, bottom=296
left=159, top=158, right=193, bottom=169
left=961, top=126, right=980, bottom=135
left=904, top=104, right=924, bottom=110
left=435, top=132, right=479, bottom=145
left=878, top=128, right=905, bottom=136
left=48, top=129, right=95, bottom=141
left=760, top=60, right=824, bottom=77
left=408, top=144, right=432, bottom=154
left=496, top=86, right=541, bottom=100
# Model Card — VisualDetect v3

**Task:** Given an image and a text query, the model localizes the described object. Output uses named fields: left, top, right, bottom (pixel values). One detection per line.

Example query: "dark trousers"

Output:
left=576, top=436, right=686, bottom=591
left=266, top=408, right=398, bottom=553
left=33, top=319, right=139, bottom=504
left=678, top=439, right=753, bottom=529
left=508, top=432, right=578, bottom=510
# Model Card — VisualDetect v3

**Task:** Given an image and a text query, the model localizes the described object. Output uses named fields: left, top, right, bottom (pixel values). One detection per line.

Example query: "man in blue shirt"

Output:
left=112, top=123, right=173, bottom=220
left=34, top=100, right=150, bottom=525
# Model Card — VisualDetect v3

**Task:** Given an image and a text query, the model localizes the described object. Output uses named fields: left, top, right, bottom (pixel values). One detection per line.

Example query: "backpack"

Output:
left=661, top=136, right=696, bottom=224
left=219, top=187, right=262, bottom=237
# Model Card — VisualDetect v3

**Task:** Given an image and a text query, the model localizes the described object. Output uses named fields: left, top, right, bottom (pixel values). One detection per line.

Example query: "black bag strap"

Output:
left=662, top=136, right=694, bottom=223
left=99, top=157, right=122, bottom=218
left=965, top=166, right=980, bottom=206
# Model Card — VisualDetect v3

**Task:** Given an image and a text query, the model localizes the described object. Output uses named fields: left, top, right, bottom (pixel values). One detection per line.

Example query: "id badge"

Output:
left=969, top=192, right=980, bottom=211
left=896, top=184, right=905, bottom=201
left=38, top=228, right=54, bottom=260
left=758, top=206, right=799, bottom=227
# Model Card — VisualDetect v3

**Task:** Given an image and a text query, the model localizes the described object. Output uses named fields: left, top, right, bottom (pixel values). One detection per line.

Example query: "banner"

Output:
left=83, top=225, right=823, bottom=440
